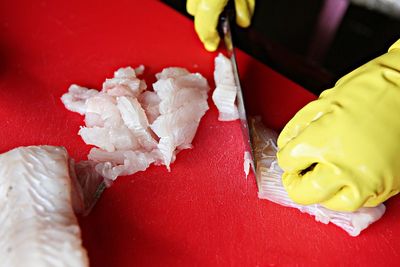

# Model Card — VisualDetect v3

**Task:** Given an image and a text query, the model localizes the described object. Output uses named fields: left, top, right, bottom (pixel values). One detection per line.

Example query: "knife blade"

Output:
left=220, top=11, right=257, bottom=177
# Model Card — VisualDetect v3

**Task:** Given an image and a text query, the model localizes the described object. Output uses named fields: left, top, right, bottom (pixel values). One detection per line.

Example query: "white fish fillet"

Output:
left=212, top=53, right=239, bottom=121
left=61, top=66, right=209, bottom=180
left=0, top=146, right=89, bottom=267
left=250, top=117, right=385, bottom=236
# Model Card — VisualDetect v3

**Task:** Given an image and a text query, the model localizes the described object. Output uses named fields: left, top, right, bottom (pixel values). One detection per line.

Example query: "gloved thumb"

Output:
left=234, top=0, right=255, bottom=27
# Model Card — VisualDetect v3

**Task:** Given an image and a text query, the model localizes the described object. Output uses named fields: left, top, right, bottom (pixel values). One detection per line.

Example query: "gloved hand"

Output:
left=186, top=0, right=255, bottom=51
left=277, top=39, right=400, bottom=212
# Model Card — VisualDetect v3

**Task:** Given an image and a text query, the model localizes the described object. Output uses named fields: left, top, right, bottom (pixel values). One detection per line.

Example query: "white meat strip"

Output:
left=102, top=66, right=145, bottom=97
left=138, top=91, right=161, bottom=124
left=61, top=84, right=99, bottom=115
left=250, top=117, right=386, bottom=236
left=212, top=53, right=239, bottom=121
left=0, top=146, right=89, bottom=267
left=85, top=93, right=122, bottom=128
left=155, top=67, right=190, bottom=80
left=116, top=96, right=158, bottom=151
left=79, top=126, right=139, bottom=152
left=88, top=148, right=156, bottom=181
left=151, top=69, right=209, bottom=169
left=243, top=151, right=254, bottom=178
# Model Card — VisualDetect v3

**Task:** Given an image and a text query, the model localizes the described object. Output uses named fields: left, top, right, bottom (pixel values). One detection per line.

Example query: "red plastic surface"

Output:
left=1, top=1, right=399, bottom=266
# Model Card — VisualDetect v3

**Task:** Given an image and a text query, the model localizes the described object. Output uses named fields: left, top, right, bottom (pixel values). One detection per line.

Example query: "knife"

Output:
left=219, top=8, right=257, bottom=178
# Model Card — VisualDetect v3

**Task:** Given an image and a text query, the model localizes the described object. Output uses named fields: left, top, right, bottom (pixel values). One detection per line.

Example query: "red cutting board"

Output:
left=1, top=1, right=399, bottom=266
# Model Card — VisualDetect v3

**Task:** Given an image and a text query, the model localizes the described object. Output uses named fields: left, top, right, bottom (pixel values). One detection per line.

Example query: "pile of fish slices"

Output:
left=62, top=66, right=210, bottom=182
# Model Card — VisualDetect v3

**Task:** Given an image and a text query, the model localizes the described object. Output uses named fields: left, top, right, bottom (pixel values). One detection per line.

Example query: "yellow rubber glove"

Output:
left=277, top=39, right=400, bottom=212
left=187, top=0, right=255, bottom=51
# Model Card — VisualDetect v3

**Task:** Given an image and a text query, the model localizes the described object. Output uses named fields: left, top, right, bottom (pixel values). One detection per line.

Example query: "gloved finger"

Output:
left=234, top=0, right=254, bottom=27
left=277, top=141, right=324, bottom=175
left=279, top=116, right=378, bottom=212
left=321, top=178, right=371, bottom=212
left=382, top=68, right=400, bottom=87
left=194, top=0, right=228, bottom=51
left=248, top=0, right=255, bottom=13
left=389, top=39, right=400, bottom=51
left=336, top=46, right=400, bottom=88
left=282, top=162, right=352, bottom=209
left=187, top=0, right=200, bottom=16
left=277, top=105, right=336, bottom=174
left=364, top=188, right=399, bottom=208
left=277, top=98, right=331, bottom=150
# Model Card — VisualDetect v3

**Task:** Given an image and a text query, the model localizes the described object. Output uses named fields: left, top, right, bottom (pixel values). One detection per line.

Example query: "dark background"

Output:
left=162, top=0, right=400, bottom=95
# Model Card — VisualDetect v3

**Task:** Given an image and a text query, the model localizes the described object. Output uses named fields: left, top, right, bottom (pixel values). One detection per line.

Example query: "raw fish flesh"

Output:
left=138, top=91, right=161, bottom=124
left=0, top=146, right=89, bottom=267
left=88, top=148, right=156, bottom=182
left=61, top=85, right=99, bottom=115
left=250, top=117, right=385, bottom=236
left=116, top=96, right=158, bottom=151
left=61, top=66, right=209, bottom=180
left=243, top=151, right=254, bottom=178
left=102, top=66, right=146, bottom=97
left=151, top=70, right=209, bottom=169
left=212, top=53, right=239, bottom=121
left=213, top=53, right=252, bottom=177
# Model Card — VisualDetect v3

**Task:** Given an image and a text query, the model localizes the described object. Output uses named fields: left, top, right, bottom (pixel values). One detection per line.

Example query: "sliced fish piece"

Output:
left=175, top=73, right=210, bottom=93
left=212, top=53, right=239, bottom=121
left=116, top=96, right=158, bottom=151
left=85, top=93, right=122, bottom=128
left=61, top=84, right=99, bottom=115
left=155, top=67, right=190, bottom=80
left=0, top=146, right=89, bottom=267
left=250, top=117, right=386, bottom=236
left=151, top=69, right=209, bottom=169
left=102, top=67, right=144, bottom=97
left=79, top=125, right=139, bottom=152
left=84, top=112, right=104, bottom=127
left=134, top=65, right=145, bottom=76
left=243, top=151, right=254, bottom=178
left=139, top=91, right=161, bottom=124
left=89, top=148, right=155, bottom=181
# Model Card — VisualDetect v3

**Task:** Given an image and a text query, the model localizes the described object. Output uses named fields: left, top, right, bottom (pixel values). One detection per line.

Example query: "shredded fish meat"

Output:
left=62, top=66, right=209, bottom=181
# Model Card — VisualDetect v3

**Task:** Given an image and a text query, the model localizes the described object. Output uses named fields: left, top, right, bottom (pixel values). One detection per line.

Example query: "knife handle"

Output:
left=218, top=0, right=236, bottom=38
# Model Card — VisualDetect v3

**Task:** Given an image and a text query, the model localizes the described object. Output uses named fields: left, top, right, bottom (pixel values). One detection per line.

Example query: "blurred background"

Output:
left=162, top=0, right=400, bottom=95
